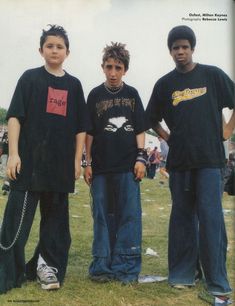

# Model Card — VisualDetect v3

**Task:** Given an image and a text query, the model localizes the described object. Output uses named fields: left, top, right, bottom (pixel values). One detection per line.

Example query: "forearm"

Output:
left=8, top=117, right=20, bottom=156
left=152, top=123, right=170, bottom=142
left=83, top=134, right=93, bottom=185
left=135, top=132, right=146, bottom=180
left=136, top=132, right=145, bottom=149
left=75, top=132, right=86, bottom=163
left=223, top=109, right=235, bottom=139
left=85, top=134, right=93, bottom=164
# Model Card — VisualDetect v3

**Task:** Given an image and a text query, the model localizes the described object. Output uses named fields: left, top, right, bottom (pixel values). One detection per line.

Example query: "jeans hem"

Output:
left=208, top=289, right=232, bottom=296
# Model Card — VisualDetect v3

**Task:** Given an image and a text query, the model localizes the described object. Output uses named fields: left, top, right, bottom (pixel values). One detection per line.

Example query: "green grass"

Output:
left=0, top=175, right=234, bottom=306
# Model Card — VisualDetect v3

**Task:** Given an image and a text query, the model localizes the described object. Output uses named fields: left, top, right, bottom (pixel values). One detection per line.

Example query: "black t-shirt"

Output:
left=87, top=83, right=146, bottom=174
left=7, top=66, right=90, bottom=192
left=146, top=64, right=235, bottom=171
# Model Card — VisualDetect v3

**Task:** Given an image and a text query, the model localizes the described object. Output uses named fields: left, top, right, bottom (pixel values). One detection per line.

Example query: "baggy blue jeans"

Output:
left=89, top=172, right=142, bottom=282
left=168, top=168, right=232, bottom=295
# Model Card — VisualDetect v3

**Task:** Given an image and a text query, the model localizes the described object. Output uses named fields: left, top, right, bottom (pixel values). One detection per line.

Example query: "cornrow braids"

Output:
left=102, top=42, right=130, bottom=71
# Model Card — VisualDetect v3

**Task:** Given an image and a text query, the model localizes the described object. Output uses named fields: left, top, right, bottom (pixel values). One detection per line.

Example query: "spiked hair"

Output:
left=40, top=24, right=69, bottom=50
left=102, top=42, right=130, bottom=71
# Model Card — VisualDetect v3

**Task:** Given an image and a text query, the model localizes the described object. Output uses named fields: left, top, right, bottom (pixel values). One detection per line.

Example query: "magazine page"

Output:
left=0, top=1, right=234, bottom=306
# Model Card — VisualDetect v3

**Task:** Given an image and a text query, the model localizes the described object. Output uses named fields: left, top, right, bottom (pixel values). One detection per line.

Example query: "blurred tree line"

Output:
left=0, top=107, right=7, bottom=125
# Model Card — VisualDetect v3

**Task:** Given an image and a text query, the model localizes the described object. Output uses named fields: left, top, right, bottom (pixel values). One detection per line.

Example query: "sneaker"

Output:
left=214, top=296, right=233, bottom=306
left=2, top=183, right=10, bottom=191
left=2, top=183, right=9, bottom=195
left=172, top=284, right=192, bottom=289
left=37, top=264, right=60, bottom=290
left=198, top=290, right=232, bottom=305
left=89, top=274, right=113, bottom=283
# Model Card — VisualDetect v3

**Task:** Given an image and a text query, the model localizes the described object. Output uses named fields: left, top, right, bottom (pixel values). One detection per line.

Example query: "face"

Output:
left=170, top=39, right=194, bottom=72
left=39, top=35, right=69, bottom=68
left=102, top=58, right=126, bottom=88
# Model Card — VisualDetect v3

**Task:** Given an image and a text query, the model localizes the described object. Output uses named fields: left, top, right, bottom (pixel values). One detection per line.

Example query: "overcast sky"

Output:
left=0, top=0, right=234, bottom=115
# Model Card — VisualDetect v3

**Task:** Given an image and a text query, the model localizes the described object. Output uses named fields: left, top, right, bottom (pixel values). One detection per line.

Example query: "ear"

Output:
left=66, top=49, right=70, bottom=56
left=39, top=48, right=43, bottom=55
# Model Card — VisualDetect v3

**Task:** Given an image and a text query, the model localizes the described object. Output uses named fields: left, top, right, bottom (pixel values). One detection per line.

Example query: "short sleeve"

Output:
left=214, top=68, right=235, bottom=110
left=132, top=89, right=146, bottom=134
left=145, top=81, right=164, bottom=130
left=6, top=72, right=28, bottom=123
left=75, top=81, right=92, bottom=134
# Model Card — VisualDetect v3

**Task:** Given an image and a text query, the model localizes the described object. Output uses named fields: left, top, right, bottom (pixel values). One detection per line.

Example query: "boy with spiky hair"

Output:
left=0, top=24, right=90, bottom=293
left=146, top=25, right=234, bottom=305
left=84, top=42, right=146, bottom=284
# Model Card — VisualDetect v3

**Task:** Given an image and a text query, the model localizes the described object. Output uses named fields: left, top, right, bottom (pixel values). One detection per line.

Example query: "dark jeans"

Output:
left=0, top=190, right=71, bottom=294
left=168, top=168, right=231, bottom=295
left=89, top=172, right=142, bottom=282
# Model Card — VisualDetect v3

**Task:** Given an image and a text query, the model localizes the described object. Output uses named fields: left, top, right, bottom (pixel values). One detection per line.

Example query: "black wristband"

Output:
left=136, top=148, right=148, bottom=166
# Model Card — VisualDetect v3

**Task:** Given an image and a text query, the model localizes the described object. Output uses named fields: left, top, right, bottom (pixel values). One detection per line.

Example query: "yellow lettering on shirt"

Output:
left=172, top=87, right=207, bottom=106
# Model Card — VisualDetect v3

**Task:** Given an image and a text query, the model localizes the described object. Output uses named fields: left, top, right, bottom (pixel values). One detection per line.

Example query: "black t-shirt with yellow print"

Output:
left=146, top=64, right=235, bottom=171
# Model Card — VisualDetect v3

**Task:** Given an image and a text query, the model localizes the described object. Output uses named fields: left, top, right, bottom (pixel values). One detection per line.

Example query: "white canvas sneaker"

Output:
left=37, top=264, right=60, bottom=290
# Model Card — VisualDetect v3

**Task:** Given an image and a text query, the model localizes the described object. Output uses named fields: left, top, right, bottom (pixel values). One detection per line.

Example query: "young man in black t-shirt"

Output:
left=84, top=42, right=146, bottom=284
left=146, top=25, right=235, bottom=305
left=0, top=25, right=90, bottom=294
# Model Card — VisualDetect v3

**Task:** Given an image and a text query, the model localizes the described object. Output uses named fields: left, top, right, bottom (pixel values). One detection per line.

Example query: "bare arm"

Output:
left=75, top=132, right=86, bottom=180
left=136, top=132, right=145, bottom=149
left=7, top=117, right=21, bottom=180
left=223, top=109, right=235, bottom=140
left=152, top=123, right=170, bottom=142
left=134, top=132, right=146, bottom=180
left=83, top=134, right=93, bottom=185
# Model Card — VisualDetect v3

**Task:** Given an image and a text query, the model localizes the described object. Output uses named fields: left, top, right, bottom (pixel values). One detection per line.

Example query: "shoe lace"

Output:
left=39, top=264, right=58, bottom=278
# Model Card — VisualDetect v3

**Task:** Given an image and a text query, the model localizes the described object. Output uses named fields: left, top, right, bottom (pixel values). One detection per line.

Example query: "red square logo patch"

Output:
left=46, top=87, right=68, bottom=116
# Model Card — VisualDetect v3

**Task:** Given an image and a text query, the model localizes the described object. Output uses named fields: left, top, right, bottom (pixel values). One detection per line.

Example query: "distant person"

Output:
left=158, top=136, right=169, bottom=167
left=145, top=147, right=151, bottom=177
left=0, top=24, right=90, bottom=294
left=147, top=146, right=160, bottom=179
left=146, top=25, right=234, bottom=305
left=158, top=136, right=169, bottom=181
left=0, top=131, right=8, bottom=177
left=224, top=152, right=235, bottom=196
left=0, top=131, right=10, bottom=195
left=84, top=42, right=146, bottom=284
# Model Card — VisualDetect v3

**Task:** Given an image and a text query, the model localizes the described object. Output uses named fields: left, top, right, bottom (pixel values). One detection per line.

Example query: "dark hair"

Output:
left=40, top=24, right=69, bottom=50
left=229, top=152, right=235, bottom=161
left=167, top=25, right=196, bottom=50
left=102, top=42, right=130, bottom=71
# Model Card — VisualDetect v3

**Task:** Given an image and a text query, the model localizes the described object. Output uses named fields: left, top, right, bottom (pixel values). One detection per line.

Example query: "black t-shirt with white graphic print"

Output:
left=146, top=64, right=235, bottom=171
left=7, top=66, right=90, bottom=192
left=87, top=83, right=146, bottom=175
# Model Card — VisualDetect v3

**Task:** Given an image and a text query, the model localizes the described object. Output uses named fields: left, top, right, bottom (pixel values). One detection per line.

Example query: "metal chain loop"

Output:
left=0, top=191, right=28, bottom=251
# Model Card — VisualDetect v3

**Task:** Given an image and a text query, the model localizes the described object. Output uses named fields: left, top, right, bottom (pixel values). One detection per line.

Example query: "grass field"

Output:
left=0, top=175, right=234, bottom=306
